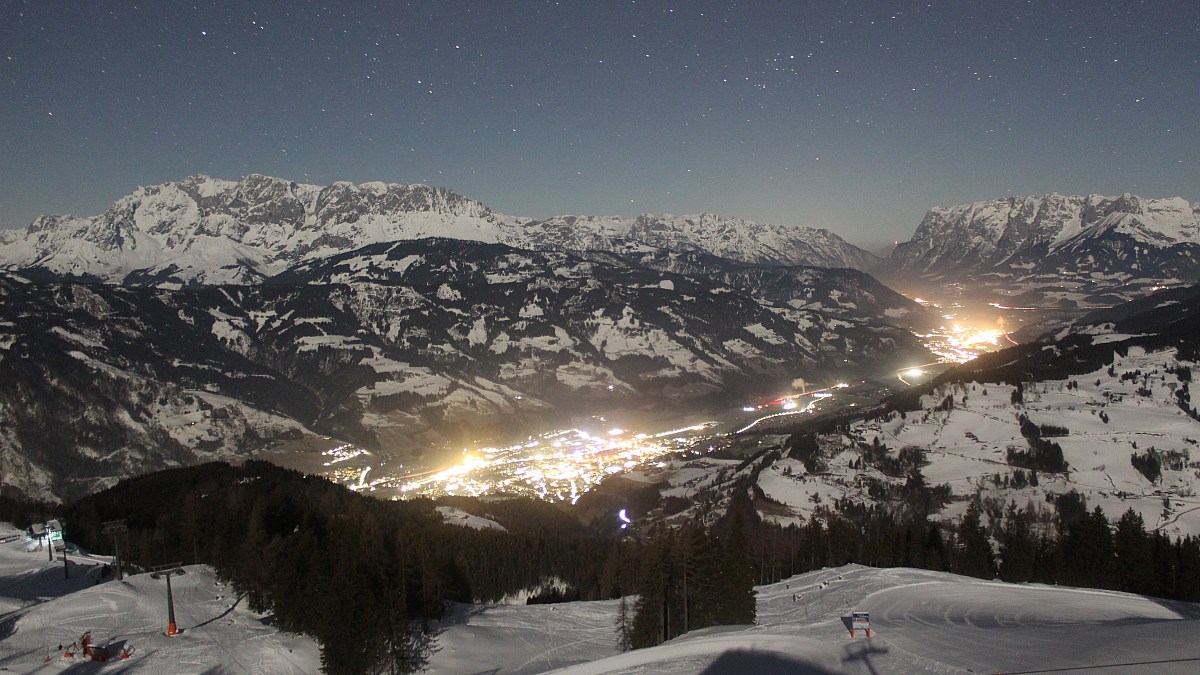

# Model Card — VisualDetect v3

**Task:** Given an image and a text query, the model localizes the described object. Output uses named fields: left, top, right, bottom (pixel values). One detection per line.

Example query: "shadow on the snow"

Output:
left=190, top=592, right=247, bottom=630
left=1000, top=655, right=1200, bottom=674
left=841, top=639, right=889, bottom=675
left=1149, top=596, right=1200, bottom=620
left=432, top=601, right=493, bottom=635
left=0, top=560, right=99, bottom=603
left=698, top=650, right=840, bottom=675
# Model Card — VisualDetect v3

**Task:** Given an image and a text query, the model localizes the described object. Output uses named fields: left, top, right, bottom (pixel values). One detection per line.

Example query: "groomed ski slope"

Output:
left=0, top=525, right=319, bottom=674
left=4, top=523, right=1199, bottom=674
left=430, top=565, right=1200, bottom=675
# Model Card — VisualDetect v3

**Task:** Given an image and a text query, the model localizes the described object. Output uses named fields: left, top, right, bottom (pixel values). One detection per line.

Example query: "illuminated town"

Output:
left=910, top=297, right=1015, bottom=364
left=385, top=422, right=715, bottom=503
left=328, top=382, right=858, bottom=503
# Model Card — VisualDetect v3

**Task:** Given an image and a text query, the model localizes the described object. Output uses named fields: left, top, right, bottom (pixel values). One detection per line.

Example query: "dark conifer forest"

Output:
left=55, top=461, right=636, bottom=673
left=46, top=461, right=761, bottom=673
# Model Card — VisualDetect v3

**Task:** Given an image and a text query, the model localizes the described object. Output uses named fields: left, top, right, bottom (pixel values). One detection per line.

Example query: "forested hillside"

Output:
left=57, top=461, right=627, bottom=672
left=36, top=461, right=762, bottom=673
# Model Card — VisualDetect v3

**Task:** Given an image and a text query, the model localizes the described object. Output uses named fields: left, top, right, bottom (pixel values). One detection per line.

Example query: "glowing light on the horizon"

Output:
left=919, top=319, right=1009, bottom=363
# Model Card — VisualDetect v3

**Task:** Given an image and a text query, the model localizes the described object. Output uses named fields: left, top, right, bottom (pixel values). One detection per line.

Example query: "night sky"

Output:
left=2, top=1, right=1197, bottom=245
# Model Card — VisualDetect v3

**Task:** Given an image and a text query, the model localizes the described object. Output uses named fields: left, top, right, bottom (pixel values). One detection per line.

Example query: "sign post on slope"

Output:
left=850, top=611, right=871, bottom=638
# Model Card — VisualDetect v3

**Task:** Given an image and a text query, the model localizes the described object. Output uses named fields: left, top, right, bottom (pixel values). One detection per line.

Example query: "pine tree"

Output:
left=1175, top=536, right=1200, bottom=602
left=998, top=505, right=1037, bottom=582
left=714, top=513, right=757, bottom=625
left=923, top=522, right=948, bottom=572
left=1061, top=506, right=1114, bottom=589
left=956, top=501, right=996, bottom=579
left=1113, top=509, right=1153, bottom=595
left=615, top=596, right=633, bottom=652
left=680, top=525, right=720, bottom=631
left=1151, top=530, right=1178, bottom=598
left=630, top=528, right=674, bottom=648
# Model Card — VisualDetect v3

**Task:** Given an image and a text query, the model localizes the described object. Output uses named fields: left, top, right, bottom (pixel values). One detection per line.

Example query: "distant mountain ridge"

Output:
left=886, top=193, right=1200, bottom=303
left=0, top=174, right=877, bottom=286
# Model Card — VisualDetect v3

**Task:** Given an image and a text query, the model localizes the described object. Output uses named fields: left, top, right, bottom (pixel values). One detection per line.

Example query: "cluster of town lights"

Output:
left=910, top=300, right=1011, bottom=364
left=923, top=323, right=1008, bottom=363
left=326, top=382, right=856, bottom=501
left=397, top=423, right=712, bottom=503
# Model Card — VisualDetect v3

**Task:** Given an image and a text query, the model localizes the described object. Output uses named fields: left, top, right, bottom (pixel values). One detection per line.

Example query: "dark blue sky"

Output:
left=2, top=1, right=1197, bottom=244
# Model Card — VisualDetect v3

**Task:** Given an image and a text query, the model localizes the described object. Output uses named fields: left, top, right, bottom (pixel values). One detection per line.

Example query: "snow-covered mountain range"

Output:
left=0, top=237, right=929, bottom=501
left=4, top=175, right=1196, bottom=503
left=0, top=174, right=877, bottom=286
left=0, top=174, right=927, bottom=501
left=5, top=179, right=1194, bottom=306
left=887, top=193, right=1200, bottom=303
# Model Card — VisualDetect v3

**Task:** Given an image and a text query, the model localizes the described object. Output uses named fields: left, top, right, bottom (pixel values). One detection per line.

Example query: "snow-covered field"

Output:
left=3, top=522, right=1199, bottom=673
left=437, top=506, right=508, bottom=531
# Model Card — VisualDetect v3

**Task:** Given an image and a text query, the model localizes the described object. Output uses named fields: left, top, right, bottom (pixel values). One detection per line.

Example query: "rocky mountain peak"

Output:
left=0, top=174, right=876, bottom=285
left=887, top=192, right=1200, bottom=303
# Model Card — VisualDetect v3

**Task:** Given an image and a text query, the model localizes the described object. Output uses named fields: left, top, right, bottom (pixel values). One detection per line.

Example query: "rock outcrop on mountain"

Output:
left=524, top=213, right=880, bottom=270
left=886, top=194, right=1200, bottom=304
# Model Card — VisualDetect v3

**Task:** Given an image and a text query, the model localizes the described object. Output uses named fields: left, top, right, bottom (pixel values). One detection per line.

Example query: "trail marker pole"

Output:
left=150, top=563, right=185, bottom=636
left=102, top=520, right=127, bottom=580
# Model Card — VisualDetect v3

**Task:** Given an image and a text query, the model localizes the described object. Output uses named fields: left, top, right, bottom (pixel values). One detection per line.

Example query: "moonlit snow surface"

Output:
left=430, top=565, right=1200, bottom=674
left=4, top=525, right=1199, bottom=674
left=0, top=524, right=320, bottom=674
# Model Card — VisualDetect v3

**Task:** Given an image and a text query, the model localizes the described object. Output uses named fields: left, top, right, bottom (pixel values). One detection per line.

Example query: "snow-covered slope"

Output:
left=756, top=356, right=1200, bottom=534
left=4, top=523, right=1198, bottom=674
left=528, top=213, right=880, bottom=270
left=427, top=564, right=1200, bottom=674
left=0, top=524, right=320, bottom=673
left=437, top=506, right=507, bottom=532
left=726, top=283, right=1200, bottom=537
left=887, top=193, right=1200, bottom=303
left=0, top=174, right=877, bottom=286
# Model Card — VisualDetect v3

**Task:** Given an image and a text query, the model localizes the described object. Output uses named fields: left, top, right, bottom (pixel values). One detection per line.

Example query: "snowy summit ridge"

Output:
left=0, top=174, right=876, bottom=286
left=888, top=193, right=1200, bottom=298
